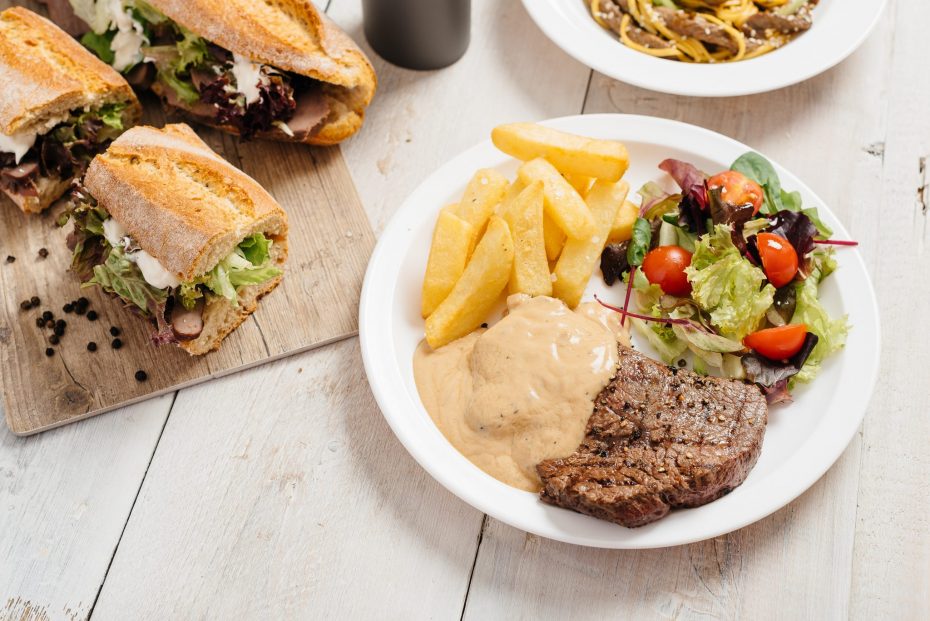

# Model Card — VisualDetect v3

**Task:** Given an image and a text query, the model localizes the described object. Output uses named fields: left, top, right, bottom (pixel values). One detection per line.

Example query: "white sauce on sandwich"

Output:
left=107, top=0, right=147, bottom=72
left=0, top=131, right=36, bottom=164
left=103, top=218, right=180, bottom=289
left=231, top=53, right=270, bottom=105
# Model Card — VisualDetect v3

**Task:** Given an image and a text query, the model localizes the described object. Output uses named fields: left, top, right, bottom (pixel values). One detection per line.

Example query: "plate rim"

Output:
left=518, top=0, right=888, bottom=97
left=359, top=113, right=881, bottom=548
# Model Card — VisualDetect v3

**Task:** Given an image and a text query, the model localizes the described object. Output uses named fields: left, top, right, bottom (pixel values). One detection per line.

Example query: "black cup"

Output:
left=362, top=0, right=471, bottom=70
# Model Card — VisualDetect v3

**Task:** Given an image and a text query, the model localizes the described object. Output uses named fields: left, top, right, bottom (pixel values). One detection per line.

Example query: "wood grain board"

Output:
left=0, top=93, right=375, bottom=436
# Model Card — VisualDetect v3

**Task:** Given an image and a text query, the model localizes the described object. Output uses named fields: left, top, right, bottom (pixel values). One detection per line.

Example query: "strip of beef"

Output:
left=745, top=8, right=814, bottom=36
left=537, top=346, right=767, bottom=528
left=654, top=7, right=738, bottom=53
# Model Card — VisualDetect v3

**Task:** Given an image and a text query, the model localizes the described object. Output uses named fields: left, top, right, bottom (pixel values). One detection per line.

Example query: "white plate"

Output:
left=520, top=0, right=887, bottom=97
left=359, top=114, right=879, bottom=548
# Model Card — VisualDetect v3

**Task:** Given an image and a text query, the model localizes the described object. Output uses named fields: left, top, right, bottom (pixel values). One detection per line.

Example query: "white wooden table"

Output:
left=2, top=1, right=928, bottom=619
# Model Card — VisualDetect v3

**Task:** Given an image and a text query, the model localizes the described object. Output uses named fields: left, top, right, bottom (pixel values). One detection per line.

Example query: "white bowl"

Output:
left=359, top=114, right=880, bottom=548
left=520, top=0, right=887, bottom=97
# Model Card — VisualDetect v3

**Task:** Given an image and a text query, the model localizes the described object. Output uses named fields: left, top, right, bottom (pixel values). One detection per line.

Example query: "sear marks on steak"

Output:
left=537, top=346, right=767, bottom=528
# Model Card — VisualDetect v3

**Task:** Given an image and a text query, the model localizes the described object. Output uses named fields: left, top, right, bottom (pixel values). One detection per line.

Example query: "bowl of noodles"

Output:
left=520, top=0, right=887, bottom=96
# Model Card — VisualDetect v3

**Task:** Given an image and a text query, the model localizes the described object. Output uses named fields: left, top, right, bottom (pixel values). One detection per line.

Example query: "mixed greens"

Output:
left=61, top=189, right=282, bottom=343
left=600, top=152, right=850, bottom=404
left=0, top=102, right=130, bottom=197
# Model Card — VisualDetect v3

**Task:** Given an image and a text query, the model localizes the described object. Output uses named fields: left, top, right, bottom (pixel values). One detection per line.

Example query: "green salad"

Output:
left=599, top=153, right=852, bottom=404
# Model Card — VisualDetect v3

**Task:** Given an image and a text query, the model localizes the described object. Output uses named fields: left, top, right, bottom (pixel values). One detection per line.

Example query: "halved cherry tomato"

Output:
left=707, top=170, right=765, bottom=214
left=744, top=324, right=808, bottom=360
left=642, top=245, right=692, bottom=297
left=757, top=232, right=799, bottom=288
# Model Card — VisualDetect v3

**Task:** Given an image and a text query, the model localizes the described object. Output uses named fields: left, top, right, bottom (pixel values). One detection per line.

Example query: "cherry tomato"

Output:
left=757, top=232, right=799, bottom=288
left=707, top=170, right=765, bottom=214
left=744, top=324, right=809, bottom=360
left=642, top=245, right=692, bottom=297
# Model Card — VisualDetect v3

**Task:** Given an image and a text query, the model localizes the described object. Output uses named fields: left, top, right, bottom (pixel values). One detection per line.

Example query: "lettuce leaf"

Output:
left=686, top=224, right=775, bottom=341
left=790, top=249, right=847, bottom=383
left=86, top=246, right=168, bottom=315
left=151, top=27, right=210, bottom=105
left=81, top=31, right=116, bottom=65
left=179, top=234, right=282, bottom=309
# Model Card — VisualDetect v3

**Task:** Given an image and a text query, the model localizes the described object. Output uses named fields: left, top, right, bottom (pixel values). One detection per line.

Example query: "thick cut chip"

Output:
left=454, top=169, right=508, bottom=233
left=563, top=173, right=594, bottom=197
left=553, top=180, right=629, bottom=308
left=503, top=181, right=551, bottom=297
left=492, top=123, right=629, bottom=181
left=608, top=199, right=639, bottom=243
left=518, top=158, right=595, bottom=240
left=425, top=216, right=514, bottom=349
left=542, top=212, right=566, bottom=262
left=421, top=205, right=475, bottom=317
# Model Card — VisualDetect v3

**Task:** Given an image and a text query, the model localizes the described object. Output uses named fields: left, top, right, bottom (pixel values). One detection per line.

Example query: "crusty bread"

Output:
left=84, top=123, right=289, bottom=282
left=0, top=7, right=141, bottom=137
left=146, top=0, right=376, bottom=145
left=179, top=241, right=287, bottom=355
left=5, top=175, right=72, bottom=214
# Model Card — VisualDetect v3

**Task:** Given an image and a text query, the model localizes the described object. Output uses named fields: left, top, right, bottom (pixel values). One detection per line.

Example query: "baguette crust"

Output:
left=146, top=0, right=375, bottom=145
left=0, top=7, right=141, bottom=136
left=84, top=124, right=289, bottom=282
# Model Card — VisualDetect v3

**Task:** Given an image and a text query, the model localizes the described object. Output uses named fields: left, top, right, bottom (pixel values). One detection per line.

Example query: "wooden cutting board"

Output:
left=0, top=88, right=375, bottom=435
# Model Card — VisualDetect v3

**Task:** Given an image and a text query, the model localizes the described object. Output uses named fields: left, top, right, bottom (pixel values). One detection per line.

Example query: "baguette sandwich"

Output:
left=62, top=123, right=288, bottom=355
left=0, top=7, right=141, bottom=213
left=62, top=0, right=376, bottom=145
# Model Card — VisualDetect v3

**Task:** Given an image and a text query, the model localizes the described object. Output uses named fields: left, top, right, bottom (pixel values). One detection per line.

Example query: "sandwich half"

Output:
left=64, top=0, right=376, bottom=145
left=62, top=123, right=288, bottom=355
left=0, top=7, right=141, bottom=213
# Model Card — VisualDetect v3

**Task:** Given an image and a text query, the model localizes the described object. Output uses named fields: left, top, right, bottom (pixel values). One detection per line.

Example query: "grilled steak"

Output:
left=537, top=346, right=767, bottom=528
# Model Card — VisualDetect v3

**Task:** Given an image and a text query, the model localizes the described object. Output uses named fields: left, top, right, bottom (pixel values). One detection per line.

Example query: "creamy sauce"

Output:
left=231, top=54, right=270, bottom=105
left=414, top=295, right=630, bottom=492
left=107, top=0, right=146, bottom=72
left=0, top=113, right=75, bottom=164
left=103, top=218, right=180, bottom=289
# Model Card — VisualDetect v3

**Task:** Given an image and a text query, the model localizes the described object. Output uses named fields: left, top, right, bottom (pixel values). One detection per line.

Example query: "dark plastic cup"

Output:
left=362, top=0, right=471, bottom=71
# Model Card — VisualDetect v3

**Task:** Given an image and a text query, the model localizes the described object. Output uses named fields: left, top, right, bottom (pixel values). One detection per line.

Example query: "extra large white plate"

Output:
left=359, top=114, right=879, bottom=548
left=520, top=0, right=887, bottom=97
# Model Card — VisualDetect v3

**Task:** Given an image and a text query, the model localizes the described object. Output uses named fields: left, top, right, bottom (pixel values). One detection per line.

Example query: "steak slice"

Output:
left=537, top=346, right=767, bottom=528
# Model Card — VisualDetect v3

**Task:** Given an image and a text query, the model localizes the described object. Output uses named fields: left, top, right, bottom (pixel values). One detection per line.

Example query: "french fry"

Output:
left=454, top=168, right=508, bottom=233
left=608, top=199, right=639, bottom=243
left=552, top=180, right=629, bottom=308
left=425, top=216, right=514, bottom=349
left=518, top=158, right=595, bottom=240
left=563, top=173, right=594, bottom=197
left=542, top=212, right=565, bottom=262
left=503, top=181, right=551, bottom=297
left=492, top=123, right=629, bottom=181
left=421, top=206, right=476, bottom=317
left=496, top=179, right=526, bottom=219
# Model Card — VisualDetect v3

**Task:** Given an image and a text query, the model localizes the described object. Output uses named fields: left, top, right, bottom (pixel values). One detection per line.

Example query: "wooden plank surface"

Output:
left=0, top=97, right=375, bottom=435
left=2, top=0, right=929, bottom=618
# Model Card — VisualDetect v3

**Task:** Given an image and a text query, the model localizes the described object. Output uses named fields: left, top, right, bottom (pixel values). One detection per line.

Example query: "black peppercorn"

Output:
left=111, top=338, right=123, bottom=350
left=35, top=318, right=45, bottom=328
left=45, top=319, right=55, bottom=329
left=74, top=305, right=86, bottom=316
left=134, top=370, right=148, bottom=382
left=31, top=296, right=40, bottom=307
left=109, top=326, right=121, bottom=337
left=20, top=300, right=31, bottom=311
left=87, top=342, right=97, bottom=352
left=45, top=347, right=54, bottom=357
left=37, top=248, right=48, bottom=258
left=5, top=255, right=14, bottom=263
left=77, top=297, right=89, bottom=306
left=63, top=303, right=74, bottom=313
left=49, top=334, right=60, bottom=345
left=41, top=311, right=53, bottom=321
left=87, top=310, right=99, bottom=321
